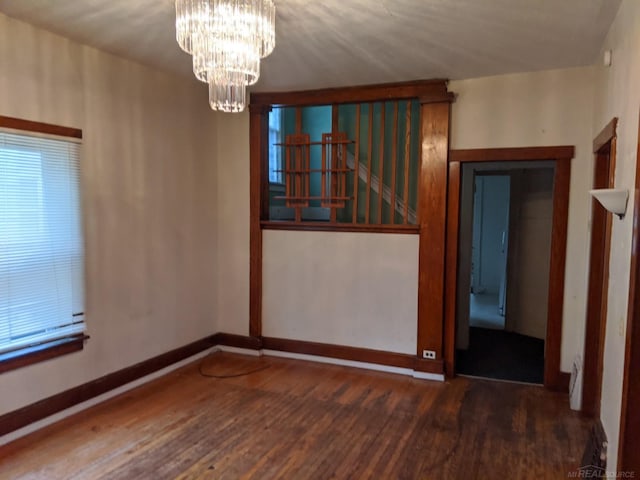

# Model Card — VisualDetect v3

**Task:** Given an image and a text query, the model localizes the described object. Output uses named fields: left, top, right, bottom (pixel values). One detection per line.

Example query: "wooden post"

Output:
left=416, top=101, right=450, bottom=361
left=249, top=104, right=271, bottom=338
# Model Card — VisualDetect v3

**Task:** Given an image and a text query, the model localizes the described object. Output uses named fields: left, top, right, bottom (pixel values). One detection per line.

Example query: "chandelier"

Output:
left=175, top=0, right=276, bottom=113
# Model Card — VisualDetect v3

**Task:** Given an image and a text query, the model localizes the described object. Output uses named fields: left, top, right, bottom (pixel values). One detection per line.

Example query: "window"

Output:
left=265, top=101, right=420, bottom=225
left=0, top=127, right=85, bottom=362
left=268, top=108, right=283, bottom=184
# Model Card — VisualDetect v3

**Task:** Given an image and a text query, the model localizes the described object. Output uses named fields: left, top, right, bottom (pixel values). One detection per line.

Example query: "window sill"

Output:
left=0, top=334, right=88, bottom=374
left=261, top=220, right=420, bottom=234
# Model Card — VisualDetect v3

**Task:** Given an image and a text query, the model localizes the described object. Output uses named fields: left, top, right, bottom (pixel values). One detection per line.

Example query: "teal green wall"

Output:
left=269, top=107, right=297, bottom=208
left=268, top=101, right=420, bottom=223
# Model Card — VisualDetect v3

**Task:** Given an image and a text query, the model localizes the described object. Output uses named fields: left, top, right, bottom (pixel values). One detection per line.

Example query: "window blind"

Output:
left=0, top=130, right=84, bottom=355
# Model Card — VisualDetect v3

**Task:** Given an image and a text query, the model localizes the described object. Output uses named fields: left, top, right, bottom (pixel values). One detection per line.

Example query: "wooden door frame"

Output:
left=581, top=118, right=617, bottom=417
left=444, top=146, right=574, bottom=390
left=618, top=110, right=640, bottom=473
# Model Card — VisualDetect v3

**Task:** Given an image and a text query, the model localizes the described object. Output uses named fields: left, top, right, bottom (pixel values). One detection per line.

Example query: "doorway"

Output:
left=455, top=163, right=554, bottom=384
left=582, top=118, right=617, bottom=416
left=444, top=146, right=574, bottom=390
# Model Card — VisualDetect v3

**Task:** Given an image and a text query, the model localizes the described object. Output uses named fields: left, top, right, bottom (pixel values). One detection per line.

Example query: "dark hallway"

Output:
left=456, top=327, right=544, bottom=384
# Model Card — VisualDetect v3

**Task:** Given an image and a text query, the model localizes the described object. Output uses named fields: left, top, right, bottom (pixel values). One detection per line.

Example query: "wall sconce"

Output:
left=590, top=188, right=629, bottom=219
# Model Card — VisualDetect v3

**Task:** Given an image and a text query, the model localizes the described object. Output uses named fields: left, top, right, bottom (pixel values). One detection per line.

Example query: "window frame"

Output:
left=0, top=115, right=88, bottom=374
left=251, top=80, right=454, bottom=233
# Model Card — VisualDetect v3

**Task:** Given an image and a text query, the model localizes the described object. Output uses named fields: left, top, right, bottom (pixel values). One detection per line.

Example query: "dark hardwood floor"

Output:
left=0, top=352, right=590, bottom=479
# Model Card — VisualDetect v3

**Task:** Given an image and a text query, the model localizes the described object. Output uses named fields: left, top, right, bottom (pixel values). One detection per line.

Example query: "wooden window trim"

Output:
left=261, top=220, right=419, bottom=234
left=249, top=80, right=453, bottom=346
left=254, top=85, right=451, bottom=230
left=250, top=79, right=454, bottom=107
left=0, top=115, right=82, bottom=139
left=0, top=335, right=88, bottom=375
left=0, top=115, right=86, bottom=373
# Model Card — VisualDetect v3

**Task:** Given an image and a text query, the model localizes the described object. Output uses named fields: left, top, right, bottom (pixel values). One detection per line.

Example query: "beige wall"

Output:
left=0, top=14, right=219, bottom=415
left=262, top=230, right=419, bottom=354
left=508, top=168, right=554, bottom=340
left=215, top=112, right=251, bottom=335
left=450, top=66, right=596, bottom=373
left=591, top=0, right=640, bottom=470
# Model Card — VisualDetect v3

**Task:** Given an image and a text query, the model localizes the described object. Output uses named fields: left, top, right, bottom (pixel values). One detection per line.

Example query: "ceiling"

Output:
left=0, top=0, right=622, bottom=92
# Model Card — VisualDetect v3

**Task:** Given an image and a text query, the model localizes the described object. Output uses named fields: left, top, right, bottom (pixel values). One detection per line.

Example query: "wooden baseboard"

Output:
left=261, top=336, right=444, bottom=374
left=213, top=333, right=262, bottom=350
left=1, top=332, right=444, bottom=438
left=553, top=371, right=571, bottom=393
left=413, top=358, right=445, bottom=374
left=0, top=335, right=218, bottom=437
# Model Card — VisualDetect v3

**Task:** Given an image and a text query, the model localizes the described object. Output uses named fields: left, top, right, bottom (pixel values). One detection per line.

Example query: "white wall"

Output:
left=263, top=230, right=418, bottom=354
left=450, top=66, right=596, bottom=373
left=591, top=0, right=640, bottom=470
left=0, top=14, right=219, bottom=415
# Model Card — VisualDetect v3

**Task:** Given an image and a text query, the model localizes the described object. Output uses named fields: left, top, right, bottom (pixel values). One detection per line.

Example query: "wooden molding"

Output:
left=544, top=158, right=571, bottom=389
left=249, top=107, right=269, bottom=337
left=261, top=221, right=419, bottom=234
left=413, top=358, right=445, bottom=375
left=443, top=147, right=574, bottom=389
left=558, top=371, right=571, bottom=393
left=416, top=102, right=450, bottom=359
left=0, top=335, right=88, bottom=375
left=618, top=110, right=640, bottom=473
left=581, top=138, right=616, bottom=416
left=0, top=115, right=82, bottom=139
left=449, top=146, right=575, bottom=163
left=250, top=79, right=454, bottom=107
left=214, top=333, right=262, bottom=350
left=593, top=117, right=618, bottom=153
left=0, top=335, right=218, bottom=436
left=262, top=336, right=443, bottom=374
left=443, top=161, right=461, bottom=377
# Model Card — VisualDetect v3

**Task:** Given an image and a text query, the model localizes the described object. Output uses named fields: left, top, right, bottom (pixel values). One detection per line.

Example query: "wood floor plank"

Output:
left=0, top=352, right=590, bottom=479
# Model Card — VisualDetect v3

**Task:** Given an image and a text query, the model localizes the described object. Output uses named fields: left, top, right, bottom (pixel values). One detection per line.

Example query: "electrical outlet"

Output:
left=422, top=350, right=436, bottom=360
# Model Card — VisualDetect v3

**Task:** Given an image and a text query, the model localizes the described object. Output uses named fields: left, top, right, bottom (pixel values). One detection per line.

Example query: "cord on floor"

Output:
left=198, top=354, right=271, bottom=379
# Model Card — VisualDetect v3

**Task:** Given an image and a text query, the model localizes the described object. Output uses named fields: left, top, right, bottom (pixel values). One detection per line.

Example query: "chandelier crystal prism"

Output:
left=175, top=0, right=276, bottom=113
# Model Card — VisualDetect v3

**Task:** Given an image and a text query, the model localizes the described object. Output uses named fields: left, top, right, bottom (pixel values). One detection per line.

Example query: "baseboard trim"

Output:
left=263, top=349, right=445, bottom=380
left=212, top=335, right=445, bottom=378
left=558, top=371, right=571, bottom=393
left=212, top=333, right=262, bottom=350
left=1, top=332, right=444, bottom=439
left=260, top=336, right=444, bottom=375
left=215, top=345, right=263, bottom=357
left=0, top=335, right=218, bottom=437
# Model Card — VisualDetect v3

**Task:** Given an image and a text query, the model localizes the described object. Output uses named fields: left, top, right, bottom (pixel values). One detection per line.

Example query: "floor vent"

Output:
left=580, top=421, right=608, bottom=478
